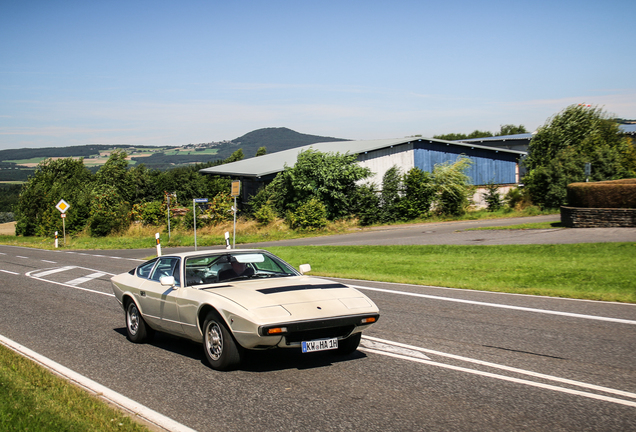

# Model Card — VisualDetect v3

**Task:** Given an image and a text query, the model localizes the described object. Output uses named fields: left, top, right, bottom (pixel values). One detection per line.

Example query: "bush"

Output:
left=0, top=212, right=14, bottom=223
left=254, top=203, right=276, bottom=225
left=483, top=182, right=503, bottom=212
left=88, top=185, right=130, bottom=237
left=433, top=157, right=473, bottom=216
left=400, top=167, right=435, bottom=219
left=288, top=198, right=327, bottom=230
left=204, top=192, right=233, bottom=224
left=130, top=201, right=164, bottom=226
left=353, top=183, right=381, bottom=226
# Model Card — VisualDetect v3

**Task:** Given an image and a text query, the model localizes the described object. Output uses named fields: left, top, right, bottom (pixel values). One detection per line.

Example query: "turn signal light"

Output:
left=267, top=327, right=287, bottom=335
left=361, top=317, right=377, bottom=324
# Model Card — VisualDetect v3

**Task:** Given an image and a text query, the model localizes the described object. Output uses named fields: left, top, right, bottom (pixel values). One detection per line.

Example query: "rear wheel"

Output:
left=202, top=311, right=242, bottom=370
left=125, top=301, right=154, bottom=343
left=336, top=332, right=361, bottom=355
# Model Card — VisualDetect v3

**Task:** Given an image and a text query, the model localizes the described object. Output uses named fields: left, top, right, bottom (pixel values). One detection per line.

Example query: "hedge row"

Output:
left=567, top=179, right=636, bottom=208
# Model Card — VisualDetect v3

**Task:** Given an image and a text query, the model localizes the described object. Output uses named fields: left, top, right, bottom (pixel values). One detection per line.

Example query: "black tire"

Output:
left=336, top=332, right=362, bottom=355
left=125, top=300, right=154, bottom=343
left=202, top=311, right=242, bottom=371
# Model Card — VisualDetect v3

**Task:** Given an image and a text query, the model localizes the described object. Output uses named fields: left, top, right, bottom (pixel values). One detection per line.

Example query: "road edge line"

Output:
left=0, top=333, right=198, bottom=432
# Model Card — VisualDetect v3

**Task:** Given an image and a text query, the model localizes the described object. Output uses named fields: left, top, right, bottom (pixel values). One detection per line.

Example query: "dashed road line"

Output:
left=0, top=269, right=19, bottom=275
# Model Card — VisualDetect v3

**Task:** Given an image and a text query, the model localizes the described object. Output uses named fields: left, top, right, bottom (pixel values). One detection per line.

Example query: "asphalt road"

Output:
left=81, top=215, right=636, bottom=261
left=1, top=239, right=635, bottom=431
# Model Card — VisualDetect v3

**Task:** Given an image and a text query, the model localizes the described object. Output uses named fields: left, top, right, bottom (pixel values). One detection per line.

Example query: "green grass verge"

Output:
left=266, top=243, right=636, bottom=303
left=465, top=221, right=565, bottom=230
left=0, top=344, right=149, bottom=431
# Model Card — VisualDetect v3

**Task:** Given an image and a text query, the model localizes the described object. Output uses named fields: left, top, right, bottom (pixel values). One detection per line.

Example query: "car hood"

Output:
left=204, top=276, right=377, bottom=320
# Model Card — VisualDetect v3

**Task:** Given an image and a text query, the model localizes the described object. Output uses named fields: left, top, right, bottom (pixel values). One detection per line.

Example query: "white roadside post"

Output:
left=55, top=199, right=70, bottom=246
left=155, top=233, right=161, bottom=257
left=193, top=198, right=208, bottom=251
left=55, top=231, right=58, bottom=248
left=230, top=180, right=241, bottom=249
left=224, top=231, right=230, bottom=249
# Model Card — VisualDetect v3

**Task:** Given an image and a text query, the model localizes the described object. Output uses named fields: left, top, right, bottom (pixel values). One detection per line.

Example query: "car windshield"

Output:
left=184, top=251, right=299, bottom=287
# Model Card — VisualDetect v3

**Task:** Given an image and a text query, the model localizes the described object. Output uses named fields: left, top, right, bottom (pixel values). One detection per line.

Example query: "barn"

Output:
left=199, top=137, right=526, bottom=203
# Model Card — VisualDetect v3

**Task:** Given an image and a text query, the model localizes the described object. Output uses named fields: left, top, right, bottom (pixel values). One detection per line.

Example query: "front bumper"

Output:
left=258, top=313, right=380, bottom=347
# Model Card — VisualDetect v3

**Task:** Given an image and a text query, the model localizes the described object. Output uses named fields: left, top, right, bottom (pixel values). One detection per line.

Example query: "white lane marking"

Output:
left=67, top=272, right=106, bottom=286
left=361, top=339, right=431, bottom=360
left=16, top=256, right=28, bottom=259
left=0, top=334, right=197, bottom=432
left=352, top=285, right=636, bottom=325
left=1, top=269, right=19, bottom=275
left=360, top=346, right=636, bottom=408
left=31, top=266, right=76, bottom=278
left=66, top=251, right=144, bottom=262
left=41, top=260, right=57, bottom=263
left=26, top=268, right=116, bottom=298
left=361, top=336, right=636, bottom=400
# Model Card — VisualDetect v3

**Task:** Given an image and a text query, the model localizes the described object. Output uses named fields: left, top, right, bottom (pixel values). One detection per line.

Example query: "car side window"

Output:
left=150, top=257, right=181, bottom=286
left=137, top=259, right=158, bottom=279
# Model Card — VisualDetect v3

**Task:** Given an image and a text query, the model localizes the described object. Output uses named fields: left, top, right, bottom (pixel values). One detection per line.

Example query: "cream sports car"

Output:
left=110, top=249, right=379, bottom=370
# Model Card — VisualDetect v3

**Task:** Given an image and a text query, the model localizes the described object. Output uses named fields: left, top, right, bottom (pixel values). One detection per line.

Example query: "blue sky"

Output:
left=1, top=0, right=635, bottom=150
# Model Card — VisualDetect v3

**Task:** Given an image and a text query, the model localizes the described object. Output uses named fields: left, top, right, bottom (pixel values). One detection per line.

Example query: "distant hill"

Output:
left=210, top=127, right=349, bottom=161
left=0, top=128, right=350, bottom=179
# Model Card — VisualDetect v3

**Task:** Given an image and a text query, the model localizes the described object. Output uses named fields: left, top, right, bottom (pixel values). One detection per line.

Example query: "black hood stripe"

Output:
left=257, top=283, right=348, bottom=295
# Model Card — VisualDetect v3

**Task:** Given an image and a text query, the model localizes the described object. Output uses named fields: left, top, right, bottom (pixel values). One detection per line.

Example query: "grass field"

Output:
left=0, top=344, right=149, bottom=432
left=266, top=243, right=636, bottom=303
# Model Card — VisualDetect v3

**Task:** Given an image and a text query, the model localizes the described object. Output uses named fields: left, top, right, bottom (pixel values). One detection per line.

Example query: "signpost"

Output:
left=55, top=199, right=70, bottom=246
left=230, top=181, right=240, bottom=249
left=193, top=198, right=208, bottom=251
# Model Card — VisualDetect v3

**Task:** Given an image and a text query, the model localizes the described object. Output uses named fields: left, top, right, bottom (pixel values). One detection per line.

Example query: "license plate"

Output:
left=301, top=338, right=338, bottom=353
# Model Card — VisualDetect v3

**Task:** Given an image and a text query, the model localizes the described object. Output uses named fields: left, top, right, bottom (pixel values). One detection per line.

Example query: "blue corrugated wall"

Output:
left=413, top=142, right=518, bottom=185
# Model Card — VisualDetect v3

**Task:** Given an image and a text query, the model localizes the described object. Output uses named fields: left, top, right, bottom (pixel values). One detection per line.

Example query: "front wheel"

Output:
left=126, top=301, right=154, bottom=343
left=202, top=311, right=242, bottom=371
left=336, top=332, right=362, bottom=355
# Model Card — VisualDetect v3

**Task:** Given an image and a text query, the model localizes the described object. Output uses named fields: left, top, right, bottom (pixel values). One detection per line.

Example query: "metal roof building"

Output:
left=200, top=137, right=526, bottom=200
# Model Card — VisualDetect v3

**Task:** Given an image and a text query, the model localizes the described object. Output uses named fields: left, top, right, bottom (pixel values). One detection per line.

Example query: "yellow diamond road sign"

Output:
left=56, top=199, right=70, bottom=213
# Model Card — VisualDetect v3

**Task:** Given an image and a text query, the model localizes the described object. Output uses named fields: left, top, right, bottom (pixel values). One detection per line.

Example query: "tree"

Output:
left=399, top=167, right=435, bottom=219
left=496, top=124, right=528, bottom=136
left=255, top=146, right=267, bottom=157
left=253, top=149, right=372, bottom=220
left=434, top=130, right=493, bottom=141
left=380, top=166, right=402, bottom=223
left=524, top=104, right=632, bottom=208
left=15, top=158, right=93, bottom=236
left=432, top=157, right=473, bottom=216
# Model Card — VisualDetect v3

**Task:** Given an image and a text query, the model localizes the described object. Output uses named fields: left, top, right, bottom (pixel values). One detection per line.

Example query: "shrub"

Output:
left=433, top=157, right=473, bottom=216
left=205, top=192, right=233, bottom=224
left=483, top=182, right=503, bottom=212
left=254, top=203, right=276, bottom=225
left=130, top=201, right=164, bottom=226
left=0, top=212, right=15, bottom=223
left=288, top=198, right=327, bottom=230
left=88, top=185, right=130, bottom=236
left=353, top=183, right=381, bottom=226
left=400, top=167, right=435, bottom=219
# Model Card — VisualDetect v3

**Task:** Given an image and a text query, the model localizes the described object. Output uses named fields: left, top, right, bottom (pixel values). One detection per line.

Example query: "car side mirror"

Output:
left=299, top=264, right=311, bottom=274
left=160, top=276, right=176, bottom=287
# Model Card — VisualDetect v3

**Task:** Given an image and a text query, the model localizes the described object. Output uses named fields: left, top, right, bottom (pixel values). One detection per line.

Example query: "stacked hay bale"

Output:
left=561, top=179, right=636, bottom=227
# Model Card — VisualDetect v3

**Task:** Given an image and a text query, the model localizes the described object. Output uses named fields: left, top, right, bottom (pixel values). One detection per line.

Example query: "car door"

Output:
left=139, top=257, right=183, bottom=335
